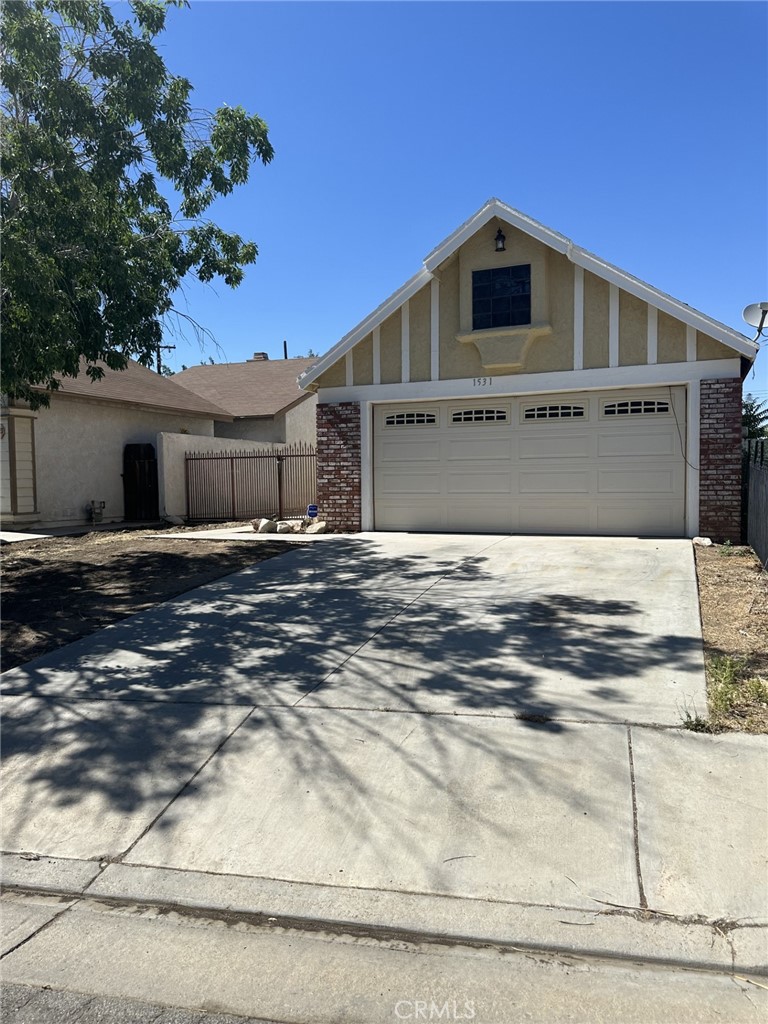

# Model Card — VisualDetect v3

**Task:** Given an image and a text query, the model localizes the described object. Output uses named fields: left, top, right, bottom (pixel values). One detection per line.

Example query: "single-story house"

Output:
left=299, top=198, right=757, bottom=541
left=174, top=354, right=318, bottom=445
left=1, top=359, right=232, bottom=529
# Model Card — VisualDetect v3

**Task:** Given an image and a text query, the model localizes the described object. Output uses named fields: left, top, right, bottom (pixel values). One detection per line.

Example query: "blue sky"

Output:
left=156, top=1, right=767, bottom=393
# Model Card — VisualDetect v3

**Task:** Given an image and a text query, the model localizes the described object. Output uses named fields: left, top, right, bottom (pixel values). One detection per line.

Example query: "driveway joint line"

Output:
left=626, top=726, right=648, bottom=910
left=91, top=705, right=258, bottom=871
left=289, top=535, right=531, bottom=708
left=0, top=894, right=84, bottom=963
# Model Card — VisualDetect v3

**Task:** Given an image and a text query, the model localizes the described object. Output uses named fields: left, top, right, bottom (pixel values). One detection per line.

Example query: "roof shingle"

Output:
left=173, top=358, right=318, bottom=418
left=43, top=359, right=232, bottom=419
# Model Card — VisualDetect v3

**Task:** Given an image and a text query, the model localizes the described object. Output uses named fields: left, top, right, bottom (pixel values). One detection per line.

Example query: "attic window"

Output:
left=451, top=409, right=508, bottom=423
left=384, top=411, right=437, bottom=427
left=523, top=404, right=586, bottom=420
left=472, top=265, right=531, bottom=331
left=603, top=400, right=670, bottom=416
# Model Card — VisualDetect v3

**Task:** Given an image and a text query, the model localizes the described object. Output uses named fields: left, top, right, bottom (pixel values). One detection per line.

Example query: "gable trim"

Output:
left=299, top=200, right=757, bottom=391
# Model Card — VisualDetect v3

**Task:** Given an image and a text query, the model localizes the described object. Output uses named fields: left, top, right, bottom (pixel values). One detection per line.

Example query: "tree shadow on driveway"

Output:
left=0, top=536, right=703, bottom=904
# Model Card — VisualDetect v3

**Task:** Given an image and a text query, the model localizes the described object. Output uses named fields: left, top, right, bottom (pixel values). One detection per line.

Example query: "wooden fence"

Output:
left=185, top=443, right=316, bottom=522
left=743, top=440, right=767, bottom=566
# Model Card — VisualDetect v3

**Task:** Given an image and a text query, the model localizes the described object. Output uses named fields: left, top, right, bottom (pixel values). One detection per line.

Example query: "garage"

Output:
left=302, top=200, right=753, bottom=540
left=373, top=387, right=687, bottom=536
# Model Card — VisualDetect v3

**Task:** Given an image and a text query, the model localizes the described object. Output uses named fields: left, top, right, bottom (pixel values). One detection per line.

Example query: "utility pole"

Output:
left=157, top=344, right=176, bottom=374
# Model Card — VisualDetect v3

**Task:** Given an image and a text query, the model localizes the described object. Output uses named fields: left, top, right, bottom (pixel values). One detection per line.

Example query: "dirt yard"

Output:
left=2, top=528, right=767, bottom=732
left=694, top=544, right=768, bottom=733
left=1, top=525, right=292, bottom=672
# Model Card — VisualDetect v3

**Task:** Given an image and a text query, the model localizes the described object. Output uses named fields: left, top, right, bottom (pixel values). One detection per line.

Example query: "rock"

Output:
left=305, top=521, right=328, bottom=534
left=276, top=522, right=293, bottom=534
left=693, top=536, right=713, bottom=547
left=256, top=518, right=277, bottom=534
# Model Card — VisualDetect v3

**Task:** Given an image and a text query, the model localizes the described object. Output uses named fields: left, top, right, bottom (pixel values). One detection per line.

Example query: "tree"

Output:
left=743, top=394, right=768, bottom=439
left=1, top=0, right=274, bottom=407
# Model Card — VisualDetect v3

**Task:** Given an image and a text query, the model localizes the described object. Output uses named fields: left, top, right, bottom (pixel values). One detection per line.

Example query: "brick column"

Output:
left=699, top=378, right=742, bottom=543
left=316, top=402, right=362, bottom=532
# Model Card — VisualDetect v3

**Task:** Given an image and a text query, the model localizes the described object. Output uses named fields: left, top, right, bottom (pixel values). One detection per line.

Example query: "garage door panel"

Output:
left=598, top=469, right=679, bottom=494
left=447, top=471, right=512, bottom=495
left=445, top=500, right=514, bottom=532
left=597, top=504, right=683, bottom=537
left=446, top=438, right=513, bottom=460
left=518, top=505, right=592, bottom=533
left=378, top=471, right=442, bottom=496
left=598, top=432, right=677, bottom=458
left=519, top=471, right=591, bottom=495
left=379, top=439, right=441, bottom=462
left=519, top=434, right=592, bottom=459
left=373, top=388, right=686, bottom=536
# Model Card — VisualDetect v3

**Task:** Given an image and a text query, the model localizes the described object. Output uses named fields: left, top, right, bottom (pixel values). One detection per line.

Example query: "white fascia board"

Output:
left=298, top=268, right=432, bottom=391
left=424, top=198, right=570, bottom=273
left=569, top=247, right=757, bottom=359
left=316, top=358, right=741, bottom=405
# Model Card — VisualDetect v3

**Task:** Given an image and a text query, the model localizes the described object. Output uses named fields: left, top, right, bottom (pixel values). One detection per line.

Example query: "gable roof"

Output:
left=174, top=357, right=318, bottom=418
left=299, top=198, right=758, bottom=389
left=44, top=359, right=232, bottom=419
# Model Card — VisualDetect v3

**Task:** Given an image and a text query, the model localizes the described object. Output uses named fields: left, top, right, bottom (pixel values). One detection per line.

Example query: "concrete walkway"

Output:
left=1, top=534, right=766, bottom=1020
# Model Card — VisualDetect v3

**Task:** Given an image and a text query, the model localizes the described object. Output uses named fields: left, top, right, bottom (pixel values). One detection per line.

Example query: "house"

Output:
left=299, top=198, right=757, bottom=541
left=1, top=359, right=232, bottom=529
left=173, top=354, right=318, bottom=445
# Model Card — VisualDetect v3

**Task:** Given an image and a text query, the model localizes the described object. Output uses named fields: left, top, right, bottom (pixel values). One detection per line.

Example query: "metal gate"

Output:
left=744, top=440, right=767, bottom=566
left=185, top=443, right=316, bottom=521
left=123, top=443, right=159, bottom=520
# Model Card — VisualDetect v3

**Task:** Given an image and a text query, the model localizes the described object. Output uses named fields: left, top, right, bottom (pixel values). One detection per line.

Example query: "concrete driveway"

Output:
left=2, top=534, right=767, bottom=995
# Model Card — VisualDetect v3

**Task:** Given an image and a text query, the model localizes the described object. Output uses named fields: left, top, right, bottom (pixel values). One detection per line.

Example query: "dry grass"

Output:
left=692, top=545, right=768, bottom=733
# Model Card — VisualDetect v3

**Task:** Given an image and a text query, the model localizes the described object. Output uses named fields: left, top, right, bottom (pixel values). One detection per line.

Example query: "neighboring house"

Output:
left=1, top=359, right=232, bottom=529
left=299, top=198, right=758, bottom=541
left=174, top=354, right=318, bottom=445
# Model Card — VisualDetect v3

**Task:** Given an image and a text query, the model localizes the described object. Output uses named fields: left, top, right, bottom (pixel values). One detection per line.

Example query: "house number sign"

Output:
left=473, top=377, right=493, bottom=387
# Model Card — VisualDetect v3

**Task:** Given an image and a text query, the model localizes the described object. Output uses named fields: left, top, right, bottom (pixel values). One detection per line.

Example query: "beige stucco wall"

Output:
left=213, top=395, right=317, bottom=445
left=33, top=396, right=214, bottom=526
left=438, top=257, right=481, bottom=380
left=697, top=331, right=735, bottom=361
left=658, top=312, right=687, bottom=363
left=619, top=290, right=648, bottom=366
left=157, top=432, right=277, bottom=519
left=583, top=272, right=610, bottom=369
left=0, top=412, right=11, bottom=516
left=408, top=285, right=432, bottom=382
left=353, top=334, right=373, bottom=386
left=379, top=309, right=402, bottom=384
left=524, top=248, right=574, bottom=373
left=312, top=222, right=742, bottom=391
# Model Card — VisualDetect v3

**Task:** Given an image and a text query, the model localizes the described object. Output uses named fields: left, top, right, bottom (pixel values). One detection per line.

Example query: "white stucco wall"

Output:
left=157, top=432, right=280, bottom=519
left=33, top=396, right=215, bottom=526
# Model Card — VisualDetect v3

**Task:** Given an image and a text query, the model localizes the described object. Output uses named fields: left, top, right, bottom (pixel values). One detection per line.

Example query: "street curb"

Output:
left=3, top=855, right=766, bottom=976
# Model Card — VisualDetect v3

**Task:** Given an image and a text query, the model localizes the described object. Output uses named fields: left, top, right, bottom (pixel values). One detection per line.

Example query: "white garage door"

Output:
left=373, top=387, right=687, bottom=536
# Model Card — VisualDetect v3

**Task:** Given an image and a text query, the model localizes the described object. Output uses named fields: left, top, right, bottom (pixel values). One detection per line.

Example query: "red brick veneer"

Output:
left=316, top=402, right=362, bottom=531
left=699, top=378, right=742, bottom=543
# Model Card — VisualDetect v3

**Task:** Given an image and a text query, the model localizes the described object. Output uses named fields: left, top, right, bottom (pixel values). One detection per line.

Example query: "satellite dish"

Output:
left=742, top=302, right=768, bottom=328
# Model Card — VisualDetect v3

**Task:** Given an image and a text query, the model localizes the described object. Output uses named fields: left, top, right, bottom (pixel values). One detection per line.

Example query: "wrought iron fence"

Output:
left=743, top=439, right=767, bottom=565
left=185, top=443, right=316, bottom=522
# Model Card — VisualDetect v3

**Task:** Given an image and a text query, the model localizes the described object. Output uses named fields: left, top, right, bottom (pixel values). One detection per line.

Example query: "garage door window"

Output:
left=451, top=408, right=508, bottom=423
left=523, top=404, right=586, bottom=421
left=384, top=411, right=438, bottom=427
left=602, top=400, right=670, bottom=417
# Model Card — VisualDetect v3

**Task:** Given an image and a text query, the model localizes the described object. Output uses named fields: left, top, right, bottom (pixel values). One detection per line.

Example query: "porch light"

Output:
left=494, top=227, right=506, bottom=252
